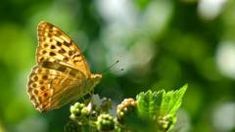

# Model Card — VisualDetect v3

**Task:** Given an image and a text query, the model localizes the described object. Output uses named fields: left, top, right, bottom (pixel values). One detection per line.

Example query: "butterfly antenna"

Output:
left=102, top=60, right=120, bottom=74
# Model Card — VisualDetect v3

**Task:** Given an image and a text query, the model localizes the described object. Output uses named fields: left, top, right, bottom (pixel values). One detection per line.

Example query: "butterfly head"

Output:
left=89, top=74, right=102, bottom=87
left=84, top=73, right=102, bottom=92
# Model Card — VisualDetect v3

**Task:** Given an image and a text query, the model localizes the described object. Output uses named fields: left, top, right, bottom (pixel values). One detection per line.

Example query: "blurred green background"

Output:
left=0, top=0, right=235, bottom=131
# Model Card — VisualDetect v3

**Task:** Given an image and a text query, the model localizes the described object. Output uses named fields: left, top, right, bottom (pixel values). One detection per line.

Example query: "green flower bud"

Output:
left=70, top=103, right=83, bottom=119
left=81, top=107, right=89, bottom=116
left=157, top=114, right=174, bottom=131
left=96, top=114, right=115, bottom=131
left=69, top=102, right=90, bottom=124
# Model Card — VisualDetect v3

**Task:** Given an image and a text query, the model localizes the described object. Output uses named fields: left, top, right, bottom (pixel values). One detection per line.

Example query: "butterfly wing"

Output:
left=27, top=64, right=88, bottom=112
left=36, top=21, right=91, bottom=77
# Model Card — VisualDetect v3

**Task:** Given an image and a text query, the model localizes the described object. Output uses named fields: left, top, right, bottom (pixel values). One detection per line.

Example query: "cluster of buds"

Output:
left=116, top=98, right=137, bottom=124
left=69, top=102, right=90, bottom=125
left=96, top=114, right=115, bottom=131
left=66, top=96, right=116, bottom=131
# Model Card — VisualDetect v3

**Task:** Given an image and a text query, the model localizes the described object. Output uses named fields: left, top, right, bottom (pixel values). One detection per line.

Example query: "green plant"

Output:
left=64, top=84, right=188, bottom=132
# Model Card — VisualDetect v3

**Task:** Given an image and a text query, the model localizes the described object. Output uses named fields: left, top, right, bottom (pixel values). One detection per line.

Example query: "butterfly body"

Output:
left=27, top=21, right=102, bottom=112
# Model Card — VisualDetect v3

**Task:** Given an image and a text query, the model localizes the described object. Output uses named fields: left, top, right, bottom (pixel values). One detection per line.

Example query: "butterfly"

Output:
left=27, top=21, right=102, bottom=112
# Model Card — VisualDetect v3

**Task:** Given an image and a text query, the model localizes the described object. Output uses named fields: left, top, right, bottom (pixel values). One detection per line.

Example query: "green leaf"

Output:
left=136, top=90, right=163, bottom=119
left=160, top=83, right=188, bottom=116
left=125, top=84, right=188, bottom=131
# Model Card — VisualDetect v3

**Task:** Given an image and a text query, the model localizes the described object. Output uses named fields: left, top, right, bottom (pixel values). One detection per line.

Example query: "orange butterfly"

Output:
left=27, top=21, right=102, bottom=112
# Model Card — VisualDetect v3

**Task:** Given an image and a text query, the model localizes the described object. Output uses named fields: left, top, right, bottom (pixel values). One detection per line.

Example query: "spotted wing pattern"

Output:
left=36, top=21, right=91, bottom=76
